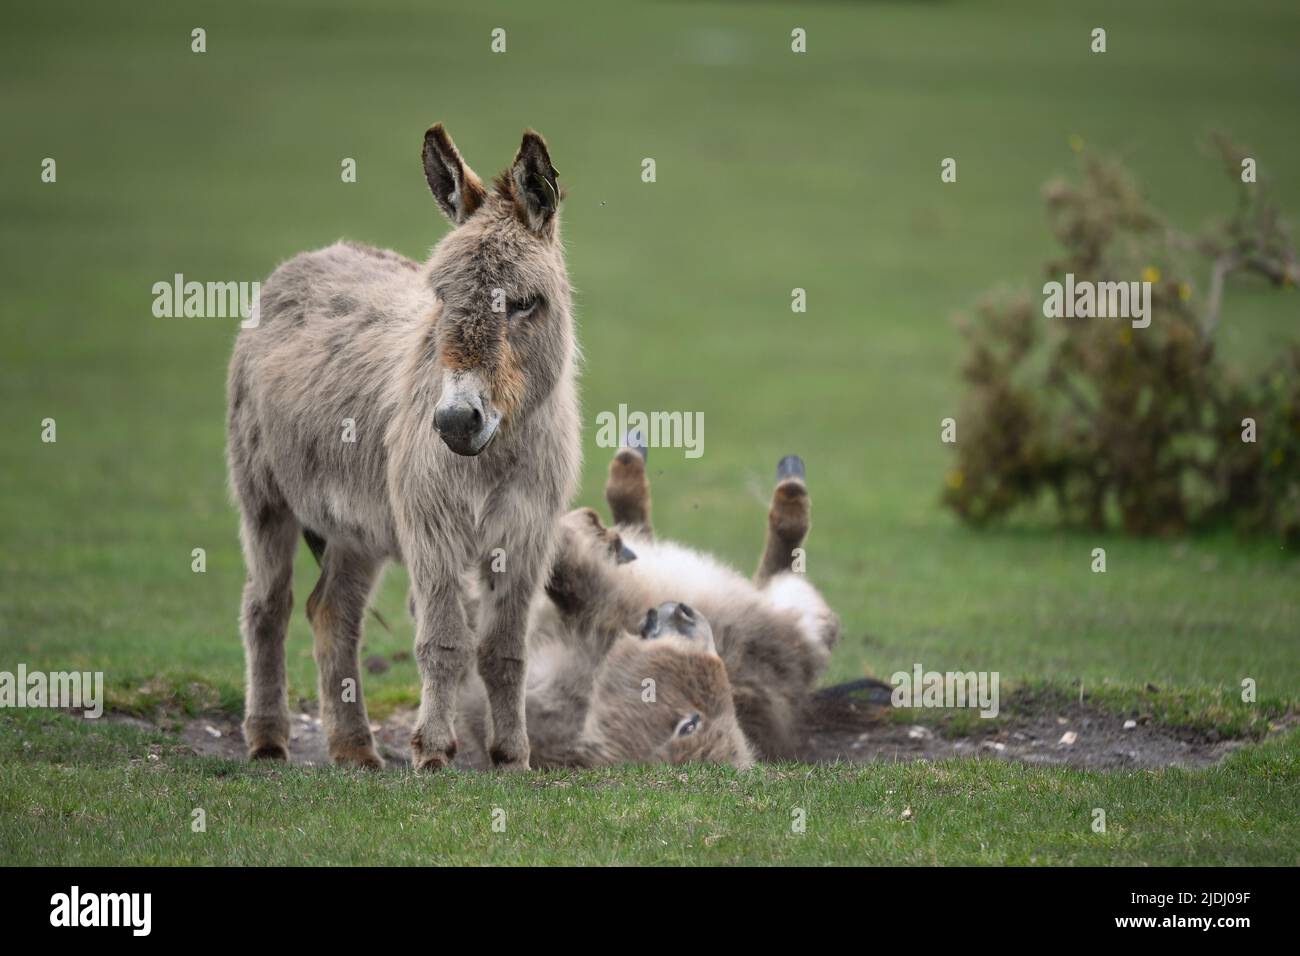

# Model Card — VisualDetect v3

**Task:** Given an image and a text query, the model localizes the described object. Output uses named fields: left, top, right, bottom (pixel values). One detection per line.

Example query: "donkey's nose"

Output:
left=639, top=607, right=659, bottom=639
left=434, top=402, right=483, bottom=440
left=641, top=602, right=703, bottom=641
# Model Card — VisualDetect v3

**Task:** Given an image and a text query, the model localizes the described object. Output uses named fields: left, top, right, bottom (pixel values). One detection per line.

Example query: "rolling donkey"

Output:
left=454, top=442, right=841, bottom=769
left=226, top=124, right=579, bottom=771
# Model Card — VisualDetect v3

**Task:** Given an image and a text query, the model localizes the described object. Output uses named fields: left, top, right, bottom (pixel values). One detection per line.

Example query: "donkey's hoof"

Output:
left=488, top=745, right=532, bottom=772
left=410, top=733, right=458, bottom=772
left=776, top=455, right=805, bottom=483
left=331, top=741, right=385, bottom=771
left=608, top=438, right=650, bottom=523
left=244, top=715, right=290, bottom=762
left=622, top=430, right=648, bottom=462
left=412, top=752, right=454, bottom=772
left=248, top=742, right=288, bottom=762
left=491, top=758, right=531, bottom=772
left=769, top=464, right=810, bottom=540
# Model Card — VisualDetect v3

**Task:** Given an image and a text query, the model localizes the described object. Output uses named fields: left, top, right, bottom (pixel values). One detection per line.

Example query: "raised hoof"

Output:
left=608, top=437, right=651, bottom=524
left=621, top=429, right=648, bottom=462
left=769, top=467, right=810, bottom=540
left=248, top=741, right=288, bottom=762
left=776, top=454, right=805, bottom=483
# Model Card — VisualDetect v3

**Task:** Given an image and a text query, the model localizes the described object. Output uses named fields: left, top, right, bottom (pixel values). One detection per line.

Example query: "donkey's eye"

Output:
left=507, top=297, right=541, bottom=322
left=675, top=714, right=701, bottom=738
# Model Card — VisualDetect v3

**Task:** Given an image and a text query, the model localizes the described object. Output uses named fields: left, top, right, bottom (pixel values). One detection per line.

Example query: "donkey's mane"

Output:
left=491, top=170, right=517, bottom=200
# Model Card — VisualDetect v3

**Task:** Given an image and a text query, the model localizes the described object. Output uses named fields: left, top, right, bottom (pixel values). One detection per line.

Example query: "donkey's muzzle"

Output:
left=435, top=400, right=497, bottom=456
left=640, top=602, right=717, bottom=654
left=641, top=602, right=697, bottom=639
left=435, top=401, right=482, bottom=438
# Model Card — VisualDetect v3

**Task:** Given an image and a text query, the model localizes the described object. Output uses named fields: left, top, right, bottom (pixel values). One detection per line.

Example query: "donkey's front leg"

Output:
left=409, top=574, right=475, bottom=771
left=476, top=592, right=532, bottom=769
left=476, top=527, right=550, bottom=770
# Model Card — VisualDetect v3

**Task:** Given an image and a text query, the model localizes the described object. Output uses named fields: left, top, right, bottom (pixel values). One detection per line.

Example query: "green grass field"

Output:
left=2, top=0, right=1298, bottom=865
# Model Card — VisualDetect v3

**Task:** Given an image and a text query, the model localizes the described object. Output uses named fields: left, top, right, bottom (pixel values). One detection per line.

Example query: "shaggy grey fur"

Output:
left=226, top=125, right=579, bottom=771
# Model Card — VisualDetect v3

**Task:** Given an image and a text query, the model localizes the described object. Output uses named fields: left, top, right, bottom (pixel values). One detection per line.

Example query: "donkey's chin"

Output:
left=441, top=417, right=501, bottom=457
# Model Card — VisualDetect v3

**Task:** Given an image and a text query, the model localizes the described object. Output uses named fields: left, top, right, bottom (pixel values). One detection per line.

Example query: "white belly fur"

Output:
left=619, top=534, right=832, bottom=650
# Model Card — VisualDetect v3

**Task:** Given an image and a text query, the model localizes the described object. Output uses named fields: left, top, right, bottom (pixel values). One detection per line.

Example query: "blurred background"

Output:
left=2, top=0, right=1297, bottom=717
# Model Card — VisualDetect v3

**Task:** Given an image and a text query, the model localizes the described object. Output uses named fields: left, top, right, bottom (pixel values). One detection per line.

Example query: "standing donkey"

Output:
left=226, top=124, right=579, bottom=771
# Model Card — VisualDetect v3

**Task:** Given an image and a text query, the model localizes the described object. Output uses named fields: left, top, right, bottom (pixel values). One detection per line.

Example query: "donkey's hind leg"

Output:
left=306, top=543, right=385, bottom=769
left=605, top=430, right=653, bottom=536
left=237, top=499, right=299, bottom=761
left=755, top=455, right=811, bottom=586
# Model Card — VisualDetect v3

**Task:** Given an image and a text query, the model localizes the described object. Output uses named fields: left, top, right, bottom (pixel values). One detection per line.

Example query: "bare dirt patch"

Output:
left=136, top=682, right=1259, bottom=771
left=799, top=682, right=1252, bottom=770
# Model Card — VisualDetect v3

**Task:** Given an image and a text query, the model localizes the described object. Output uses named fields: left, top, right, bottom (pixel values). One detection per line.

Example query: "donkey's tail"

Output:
left=814, top=676, right=895, bottom=706
left=301, top=529, right=392, bottom=635
left=816, top=681, right=899, bottom=702
left=802, top=676, right=895, bottom=732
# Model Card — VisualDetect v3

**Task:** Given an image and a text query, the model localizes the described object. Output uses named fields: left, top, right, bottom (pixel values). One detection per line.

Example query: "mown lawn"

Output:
left=2, top=711, right=1297, bottom=866
left=1, top=0, right=1297, bottom=864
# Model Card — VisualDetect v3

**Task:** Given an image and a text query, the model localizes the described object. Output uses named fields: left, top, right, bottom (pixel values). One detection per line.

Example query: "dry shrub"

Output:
left=944, top=136, right=1300, bottom=543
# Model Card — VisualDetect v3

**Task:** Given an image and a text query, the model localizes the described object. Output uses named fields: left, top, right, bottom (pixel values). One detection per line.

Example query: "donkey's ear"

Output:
left=509, top=129, right=560, bottom=234
left=422, top=124, right=486, bottom=225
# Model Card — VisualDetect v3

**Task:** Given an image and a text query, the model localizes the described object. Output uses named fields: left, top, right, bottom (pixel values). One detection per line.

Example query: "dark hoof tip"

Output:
left=622, top=430, right=648, bottom=462
left=249, top=743, right=288, bottom=762
left=410, top=734, right=458, bottom=771
left=776, top=455, right=805, bottom=482
left=488, top=748, right=531, bottom=770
